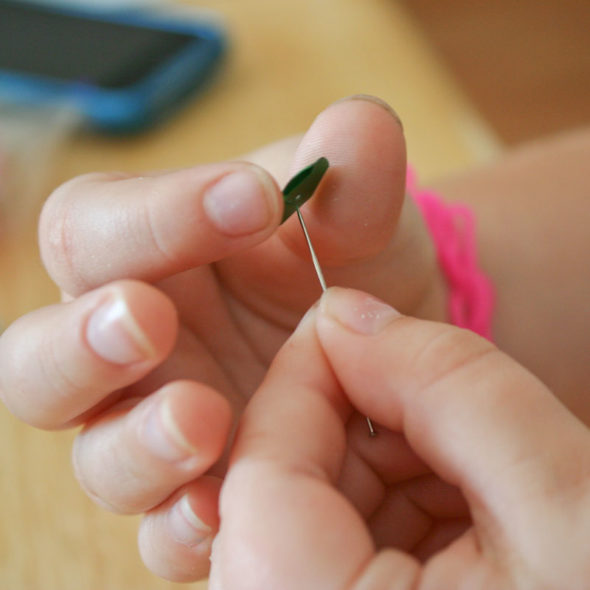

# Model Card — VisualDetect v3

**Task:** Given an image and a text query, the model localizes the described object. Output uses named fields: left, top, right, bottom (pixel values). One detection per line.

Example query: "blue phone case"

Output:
left=0, top=3, right=227, bottom=132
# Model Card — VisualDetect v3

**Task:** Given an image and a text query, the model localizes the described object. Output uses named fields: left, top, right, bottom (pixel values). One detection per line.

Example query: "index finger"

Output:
left=40, top=162, right=282, bottom=295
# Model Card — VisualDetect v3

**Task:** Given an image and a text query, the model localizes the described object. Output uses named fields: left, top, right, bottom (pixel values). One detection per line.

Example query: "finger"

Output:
left=138, top=476, right=222, bottom=582
left=316, top=288, right=590, bottom=549
left=367, top=476, right=468, bottom=552
left=212, top=310, right=419, bottom=590
left=244, top=134, right=303, bottom=187
left=297, top=97, right=434, bottom=309
left=0, top=280, right=177, bottom=429
left=283, top=95, right=405, bottom=264
left=73, top=380, right=231, bottom=514
left=220, top=96, right=439, bottom=321
left=39, top=162, right=283, bottom=295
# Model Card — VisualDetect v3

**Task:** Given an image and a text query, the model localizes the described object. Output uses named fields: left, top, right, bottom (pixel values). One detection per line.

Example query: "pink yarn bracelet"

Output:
left=406, top=168, right=495, bottom=340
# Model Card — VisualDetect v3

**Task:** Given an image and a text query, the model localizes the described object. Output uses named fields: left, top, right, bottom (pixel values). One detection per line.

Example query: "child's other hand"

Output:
left=213, top=287, right=590, bottom=590
left=0, top=97, right=444, bottom=581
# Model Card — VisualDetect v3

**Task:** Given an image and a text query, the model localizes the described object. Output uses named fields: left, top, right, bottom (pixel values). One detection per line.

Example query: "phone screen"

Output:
left=0, top=1, right=198, bottom=89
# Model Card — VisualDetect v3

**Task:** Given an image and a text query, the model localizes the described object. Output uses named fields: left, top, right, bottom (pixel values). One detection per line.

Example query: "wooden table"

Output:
left=0, top=1, right=499, bottom=588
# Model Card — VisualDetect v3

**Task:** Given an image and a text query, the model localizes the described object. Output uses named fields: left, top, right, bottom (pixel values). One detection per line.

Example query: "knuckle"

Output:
left=409, top=325, right=498, bottom=393
left=40, top=172, right=117, bottom=293
left=143, top=196, right=179, bottom=265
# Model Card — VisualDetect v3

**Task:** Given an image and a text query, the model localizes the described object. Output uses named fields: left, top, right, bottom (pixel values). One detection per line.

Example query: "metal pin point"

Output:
left=295, top=205, right=377, bottom=437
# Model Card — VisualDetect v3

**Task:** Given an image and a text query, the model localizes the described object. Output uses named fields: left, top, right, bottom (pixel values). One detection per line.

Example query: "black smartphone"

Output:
left=0, top=1, right=227, bottom=132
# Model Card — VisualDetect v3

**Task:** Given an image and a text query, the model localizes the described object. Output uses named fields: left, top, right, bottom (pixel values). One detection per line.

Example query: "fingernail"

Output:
left=86, top=294, right=155, bottom=364
left=203, top=167, right=277, bottom=236
left=169, top=495, right=212, bottom=547
left=320, top=288, right=400, bottom=335
left=140, top=396, right=199, bottom=462
left=336, top=94, right=403, bottom=129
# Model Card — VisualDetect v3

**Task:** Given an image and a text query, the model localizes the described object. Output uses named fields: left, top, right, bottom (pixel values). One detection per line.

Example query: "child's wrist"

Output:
left=407, top=167, right=495, bottom=341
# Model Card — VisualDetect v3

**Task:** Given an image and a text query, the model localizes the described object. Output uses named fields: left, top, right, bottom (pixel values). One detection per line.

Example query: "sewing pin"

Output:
left=294, top=203, right=377, bottom=437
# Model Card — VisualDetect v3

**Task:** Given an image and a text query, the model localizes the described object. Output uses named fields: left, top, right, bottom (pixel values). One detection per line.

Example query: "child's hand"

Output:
left=0, top=97, right=444, bottom=581
left=213, top=287, right=590, bottom=590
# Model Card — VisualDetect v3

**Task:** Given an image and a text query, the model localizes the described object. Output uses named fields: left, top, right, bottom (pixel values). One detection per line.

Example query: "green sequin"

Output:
left=281, top=157, right=329, bottom=223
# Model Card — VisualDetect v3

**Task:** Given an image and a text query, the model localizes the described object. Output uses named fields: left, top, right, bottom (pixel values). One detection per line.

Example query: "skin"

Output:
left=0, top=96, right=588, bottom=581
left=433, top=127, right=590, bottom=411
left=212, top=288, right=590, bottom=590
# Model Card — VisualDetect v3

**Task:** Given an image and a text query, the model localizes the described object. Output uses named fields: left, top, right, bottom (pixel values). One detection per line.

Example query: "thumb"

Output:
left=316, top=288, right=590, bottom=557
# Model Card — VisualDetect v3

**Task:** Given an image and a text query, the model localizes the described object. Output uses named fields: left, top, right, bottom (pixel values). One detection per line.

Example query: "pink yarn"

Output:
left=407, top=168, right=494, bottom=340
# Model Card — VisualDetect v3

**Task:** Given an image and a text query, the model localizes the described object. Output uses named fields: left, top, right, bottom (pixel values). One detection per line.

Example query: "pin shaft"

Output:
left=295, top=206, right=327, bottom=292
left=295, top=205, right=376, bottom=437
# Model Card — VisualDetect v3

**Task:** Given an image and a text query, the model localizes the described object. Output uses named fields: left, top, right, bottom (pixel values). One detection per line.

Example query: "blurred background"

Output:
left=401, top=0, right=590, bottom=144
left=0, top=1, right=588, bottom=588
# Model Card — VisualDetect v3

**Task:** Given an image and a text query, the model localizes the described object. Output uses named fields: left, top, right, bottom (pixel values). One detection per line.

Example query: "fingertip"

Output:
left=168, top=478, right=222, bottom=547
left=202, top=163, right=283, bottom=237
left=71, top=381, right=230, bottom=517
left=349, top=549, right=420, bottom=590
left=138, top=477, right=222, bottom=583
left=333, top=94, right=404, bottom=131
left=247, top=162, right=285, bottom=225
left=0, top=280, right=179, bottom=430
left=150, top=381, right=233, bottom=466
left=84, top=280, right=178, bottom=366
left=283, top=96, right=407, bottom=264
left=293, top=95, right=405, bottom=176
left=318, top=287, right=402, bottom=337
